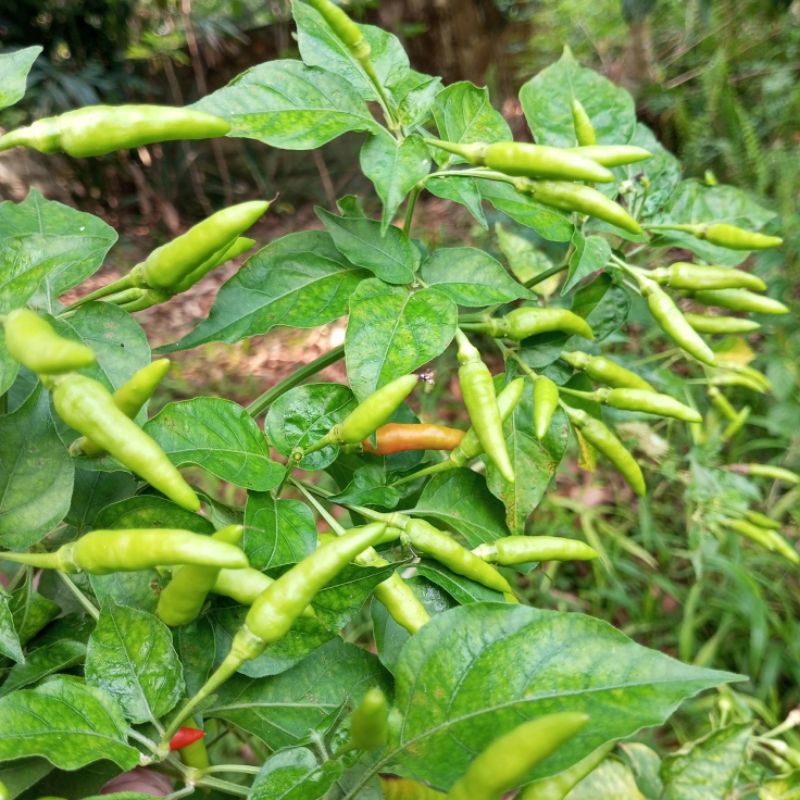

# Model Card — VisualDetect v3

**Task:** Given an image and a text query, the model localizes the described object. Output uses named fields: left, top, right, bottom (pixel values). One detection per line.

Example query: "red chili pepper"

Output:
left=169, top=726, right=206, bottom=751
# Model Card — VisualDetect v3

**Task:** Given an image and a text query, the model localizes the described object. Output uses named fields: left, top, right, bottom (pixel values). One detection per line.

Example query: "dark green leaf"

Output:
left=0, top=758, right=53, bottom=799
left=9, top=582, right=59, bottom=645
left=0, top=639, right=86, bottom=696
left=621, top=742, right=664, bottom=799
left=145, top=397, right=284, bottom=491
left=251, top=746, right=343, bottom=800
left=193, top=59, right=379, bottom=149
left=329, top=464, right=401, bottom=509
left=65, top=469, right=137, bottom=532
left=0, top=47, right=42, bottom=110
left=390, top=604, right=741, bottom=788
left=0, top=675, right=138, bottom=771
left=176, top=617, right=216, bottom=700
left=415, top=560, right=505, bottom=605
left=312, top=562, right=397, bottom=631
left=346, top=279, right=457, bottom=400
left=392, top=70, right=442, bottom=128
left=317, top=208, right=417, bottom=284
left=245, top=493, right=318, bottom=570
left=425, top=176, right=487, bottom=228
left=85, top=601, right=183, bottom=724
left=0, top=589, right=23, bottom=664
left=0, top=386, right=74, bottom=550
left=480, top=180, right=574, bottom=242
left=94, top=494, right=215, bottom=533
left=565, top=230, right=611, bottom=295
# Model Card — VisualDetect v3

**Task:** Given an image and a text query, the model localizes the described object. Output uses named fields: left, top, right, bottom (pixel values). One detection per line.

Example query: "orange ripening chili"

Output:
left=361, top=423, right=465, bottom=455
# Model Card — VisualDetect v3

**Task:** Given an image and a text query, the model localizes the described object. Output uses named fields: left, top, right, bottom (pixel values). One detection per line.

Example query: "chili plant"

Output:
left=0, top=5, right=796, bottom=798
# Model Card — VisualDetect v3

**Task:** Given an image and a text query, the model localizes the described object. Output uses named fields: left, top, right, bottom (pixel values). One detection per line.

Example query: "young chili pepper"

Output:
left=456, top=331, right=514, bottom=483
left=166, top=524, right=397, bottom=737
left=565, top=144, right=652, bottom=167
left=306, top=0, right=372, bottom=57
left=743, top=510, right=780, bottom=529
left=157, top=525, right=245, bottom=627
left=561, top=351, right=655, bottom=392
left=519, top=742, right=615, bottom=800
left=707, top=386, right=739, bottom=422
left=360, top=423, right=464, bottom=455
left=447, top=712, right=589, bottom=800
left=425, top=138, right=614, bottom=183
left=684, top=313, right=760, bottom=335
left=724, top=463, right=800, bottom=484
left=70, top=359, right=171, bottom=457
left=564, top=406, right=646, bottom=496
left=595, top=387, right=702, bottom=423
left=650, top=262, right=766, bottom=292
left=211, top=566, right=317, bottom=618
left=691, top=288, right=789, bottom=316
left=303, top=374, right=419, bottom=458
left=719, top=518, right=799, bottom=564
left=51, top=373, right=200, bottom=511
left=393, top=378, right=525, bottom=485
left=722, top=406, right=750, bottom=441
left=3, top=308, right=95, bottom=374
left=648, top=222, right=783, bottom=250
left=473, top=536, right=598, bottom=565
left=513, top=177, right=643, bottom=235
left=464, top=307, right=594, bottom=341
left=350, top=687, right=390, bottom=751
left=0, top=105, right=230, bottom=157
left=715, top=359, right=771, bottom=392
left=169, top=727, right=206, bottom=751
left=0, top=528, right=247, bottom=574
left=636, top=275, right=716, bottom=365
left=570, top=98, right=597, bottom=146
left=533, top=376, right=560, bottom=440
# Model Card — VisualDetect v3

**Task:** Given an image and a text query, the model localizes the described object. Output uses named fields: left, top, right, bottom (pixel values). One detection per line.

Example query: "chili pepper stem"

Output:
left=0, top=550, right=66, bottom=570
left=60, top=275, right=135, bottom=313
left=391, top=458, right=454, bottom=486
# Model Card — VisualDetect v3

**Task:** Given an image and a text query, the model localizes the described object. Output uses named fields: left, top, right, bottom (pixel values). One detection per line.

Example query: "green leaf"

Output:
left=9, top=582, right=59, bottom=645
left=390, top=604, right=741, bottom=789
left=660, top=723, right=752, bottom=799
left=393, top=70, right=442, bottom=128
left=621, top=742, right=663, bottom=799
left=89, top=570, right=161, bottom=615
left=425, top=176, right=487, bottom=228
left=265, top=383, right=356, bottom=471
left=565, top=760, right=645, bottom=799
left=206, top=637, right=389, bottom=749
left=519, top=46, right=637, bottom=148
left=0, top=589, right=23, bottom=664
left=251, top=746, right=343, bottom=800
left=163, top=231, right=364, bottom=352
left=651, top=179, right=778, bottom=266
left=623, top=123, right=681, bottom=219
left=65, top=469, right=137, bottom=533
left=329, top=464, right=401, bottom=509
left=144, top=397, right=284, bottom=491
left=193, top=59, right=379, bottom=149
left=294, top=0, right=410, bottom=102
left=415, top=560, right=506, bottom=605
left=495, top=223, right=557, bottom=291
left=84, top=601, right=183, bottom=724
left=479, top=180, right=574, bottom=242
left=432, top=82, right=512, bottom=156
left=413, top=470, right=510, bottom=548
left=486, top=394, right=570, bottom=534
left=0, top=675, right=139, bottom=771
left=95, top=494, right=214, bottom=533
left=420, top=246, right=532, bottom=307
left=565, top=230, right=611, bottom=295
left=176, top=617, right=216, bottom=699
left=312, top=563, right=398, bottom=631
left=0, top=639, right=86, bottom=697
left=361, top=132, right=431, bottom=232
left=245, top=493, right=318, bottom=570
left=0, top=386, right=74, bottom=550
left=346, top=279, right=457, bottom=400
left=317, top=208, right=417, bottom=284
left=0, top=758, right=54, bottom=800
left=0, top=47, right=41, bottom=110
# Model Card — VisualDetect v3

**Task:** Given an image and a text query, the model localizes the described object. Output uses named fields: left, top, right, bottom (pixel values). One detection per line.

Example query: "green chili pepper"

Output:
left=0, top=105, right=230, bottom=157
left=570, top=98, right=597, bottom=146
left=636, top=275, right=716, bottom=365
left=381, top=778, right=446, bottom=799
left=714, top=360, right=771, bottom=392
left=684, top=313, right=760, bottom=335
left=306, top=0, right=371, bottom=55
left=473, top=536, right=598, bottom=565
left=513, top=178, right=643, bottom=235
left=70, top=359, right=171, bottom=457
left=456, top=331, right=514, bottom=483
left=692, top=288, right=789, bottom=316
left=180, top=736, right=211, bottom=770
left=211, top=566, right=316, bottom=618
left=597, top=388, right=702, bottom=423
left=0, top=528, right=247, bottom=574
left=719, top=518, right=799, bottom=564
left=725, top=463, right=800, bottom=484
left=157, top=525, right=245, bottom=627
left=467, top=307, right=594, bottom=341
left=447, top=713, right=589, bottom=800
left=561, top=351, right=655, bottom=391
left=708, top=371, right=766, bottom=394
left=166, top=523, right=395, bottom=736
left=533, top=376, right=560, bottom=440
left=650, top=262, right=766, bottom=292
left=707, top=386, right=739, bottom=422
left=425, top=138, right=613, bottom=183
left=52, top=373, right=200, bottom=511
left=172, top=236, right=256, bottom=294
left=648, top=222, right=783, bottom=250
left=565, top=144, right=652, bottom=167
left=350, top=687, right=390, bottom=751
left=564, top=406, right=646, bottom=496
left=519, top=742, right=615, bottom=800
left=3, top=308, right=95, bottom=374
left=404, top=518, right=514, bottom=596
left=722, top=406, right=750, bottom=441
left=743, top=510, right=781, bottom=530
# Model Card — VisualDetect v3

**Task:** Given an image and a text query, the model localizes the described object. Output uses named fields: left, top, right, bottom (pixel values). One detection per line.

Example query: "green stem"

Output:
left=246, top=345, right=345, bottom=417
left=558, top=386, right=596, bottom=401
left=57, top=572, right=100, bottom=621
left=165, top=787, right=198, bottom=800
left=59, top=275, right=134, bottom=314
left=403, top=185, right=421, bottom=235
left=390, top=457, right=454, bottom=486
left=195, top=776, right=249, bottom=797
left=202, top=764, right=261, bottom=775
left=0, top=550, right=65, bottom=570
left=523, top=262, right=568, bottom=289
left=292, top=479, right=347, bottom=535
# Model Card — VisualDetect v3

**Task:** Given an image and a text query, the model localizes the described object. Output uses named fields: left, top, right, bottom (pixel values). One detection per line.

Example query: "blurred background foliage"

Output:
left=2, top=0, right=800, bottom=745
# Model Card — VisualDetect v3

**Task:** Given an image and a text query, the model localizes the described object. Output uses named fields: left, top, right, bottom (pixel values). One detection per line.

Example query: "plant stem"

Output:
left=403, top=185, right=421, bottom=235
left=202, top=764, right=261, bottom=775
left=56, top=572, right=100, bottom=620
left=246, top=345, right=345, bottom=417
left=523, top=262, right=568, bottom=289
left=195, top=775, right=249, bottom=796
